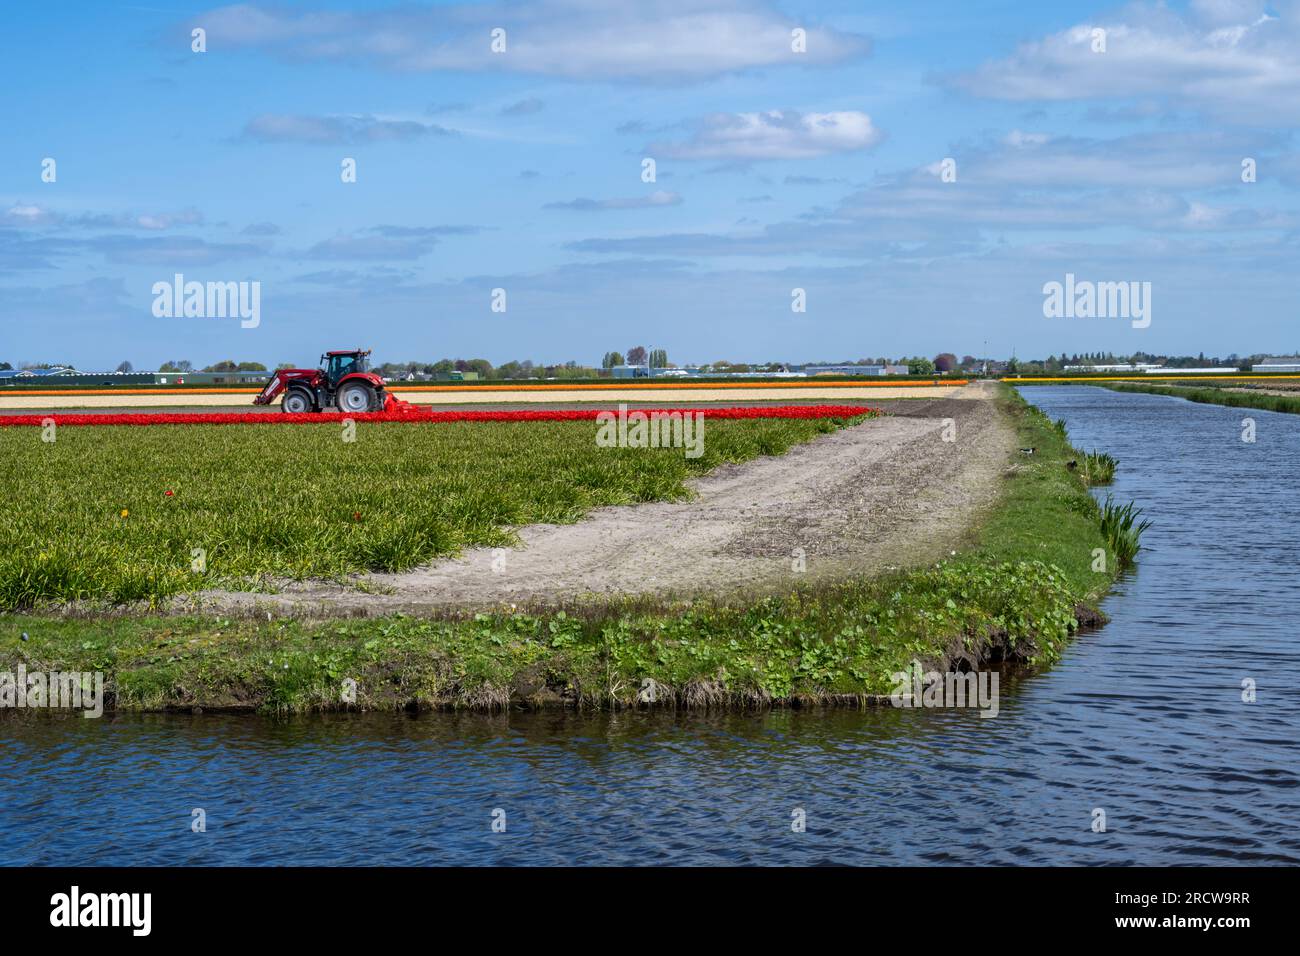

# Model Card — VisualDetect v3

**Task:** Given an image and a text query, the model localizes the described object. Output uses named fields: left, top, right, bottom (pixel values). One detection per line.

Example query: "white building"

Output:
left=1063, top=363, right=1164, bottom=373
left=1252, top=356, right=1300, bottom=373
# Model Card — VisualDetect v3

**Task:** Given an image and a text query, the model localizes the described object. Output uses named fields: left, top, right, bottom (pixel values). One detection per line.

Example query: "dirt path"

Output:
left=185, top=383, right=1014, bottom=617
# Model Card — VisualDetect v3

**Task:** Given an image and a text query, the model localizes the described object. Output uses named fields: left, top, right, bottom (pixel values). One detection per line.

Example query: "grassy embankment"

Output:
left=1099, top=381, right=1300, bottom=415
left=3, top=389, right=1136, bottom=712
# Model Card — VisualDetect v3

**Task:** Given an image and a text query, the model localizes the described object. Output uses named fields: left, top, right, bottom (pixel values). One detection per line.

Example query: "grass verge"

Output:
left=2, top=385, right=1130, bottom=713
left=1099, top=381, right=1300, bottom=415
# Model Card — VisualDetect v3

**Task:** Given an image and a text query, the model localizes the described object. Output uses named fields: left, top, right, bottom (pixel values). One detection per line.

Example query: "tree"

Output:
left=553, top=364, right=600, bottom=379
left=465, top=358, right=493, bottom=378
left=0, top=362, right=10, bottom=371
left=626, top=345, right=647, bottom=366
left=205, top=360, right=238, bottom=372
left=649, top=348, right=669, bottom=368
left=115, top=360, right=134, bottom=373
left=159, top=359, right=194, bottom=373
left=601, top=351, right=625, bottom=368
left=933, top=352, right=959, bottom=373
left=237, top=361, right=267, bottom=372
left=906, top=356, right=935, bottom=375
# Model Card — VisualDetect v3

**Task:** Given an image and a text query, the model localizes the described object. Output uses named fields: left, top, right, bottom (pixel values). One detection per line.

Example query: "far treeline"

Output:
left=376, top=353, right=965, bottom=380
left=1006, top=351, right=1280, bottom=374
left=12, top=349, right=1282, bottom=379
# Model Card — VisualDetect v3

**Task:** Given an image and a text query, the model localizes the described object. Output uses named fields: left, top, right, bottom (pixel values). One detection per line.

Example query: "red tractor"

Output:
left=253, top=349, right=389, bottom=413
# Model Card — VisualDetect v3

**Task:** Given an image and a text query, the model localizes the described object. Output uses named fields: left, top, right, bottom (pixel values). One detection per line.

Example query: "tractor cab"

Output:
left=322, top=349, right=370, bottom=385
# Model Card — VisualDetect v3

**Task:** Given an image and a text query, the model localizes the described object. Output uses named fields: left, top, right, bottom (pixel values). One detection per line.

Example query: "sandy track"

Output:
left=185, top=384, right=1013, bottom=618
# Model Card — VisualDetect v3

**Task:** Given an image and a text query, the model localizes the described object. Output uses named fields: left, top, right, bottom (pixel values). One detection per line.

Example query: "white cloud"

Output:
left=191, top=1, right=870, bottom=82
left=545, top=191, right=683, bottom=211
left=4, top=203, right=206, bottom=231
left=950, top=130, right=1282, bottom=189
left=948, top=2, right=1300, bottom=122
left=1003, top=129, right=1050, bottom=148
left=4, top=203, right=57, bottom=225
left=650, top=110, right=883, bottom=160
left=241, top=114, right=452, bottom=144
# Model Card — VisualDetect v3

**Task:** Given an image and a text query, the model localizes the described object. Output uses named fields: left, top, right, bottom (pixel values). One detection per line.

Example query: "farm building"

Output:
left=1252, top=356, right=1300, bottom=373
left=803, top=364, right=909, bottom=376
left=0, top=367, right=272, bottom=387
left=610, top=365, right=652, bottom=379
left=1062, top=363, right=1165, bottom=373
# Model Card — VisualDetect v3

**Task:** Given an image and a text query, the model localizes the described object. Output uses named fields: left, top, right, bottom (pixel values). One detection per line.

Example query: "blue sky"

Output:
left=2, top=0, right=1298, bottom=370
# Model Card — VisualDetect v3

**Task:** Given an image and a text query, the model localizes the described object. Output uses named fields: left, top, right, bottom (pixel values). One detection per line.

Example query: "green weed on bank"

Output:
left=4, top=558, right=1081, bottom=712
left=1100, top=381, right=1300, bottom=415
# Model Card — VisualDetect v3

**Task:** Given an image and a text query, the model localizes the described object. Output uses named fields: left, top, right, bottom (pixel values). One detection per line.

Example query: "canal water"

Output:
left=3, top=386, right=1297, bottom=865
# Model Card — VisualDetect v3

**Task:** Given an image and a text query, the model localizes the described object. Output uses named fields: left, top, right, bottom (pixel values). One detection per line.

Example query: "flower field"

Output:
left=0, top=410, right=874, bottom=608
left=0, top=403, right=876, bottom=428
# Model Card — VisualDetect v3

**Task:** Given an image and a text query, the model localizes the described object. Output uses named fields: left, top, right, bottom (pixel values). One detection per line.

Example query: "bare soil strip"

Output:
left=184, top=383, right=1012, bottom=618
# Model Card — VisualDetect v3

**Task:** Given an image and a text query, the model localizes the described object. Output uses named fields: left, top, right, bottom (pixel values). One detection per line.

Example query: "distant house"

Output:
left=1252, top=356, right=1300, bottom=373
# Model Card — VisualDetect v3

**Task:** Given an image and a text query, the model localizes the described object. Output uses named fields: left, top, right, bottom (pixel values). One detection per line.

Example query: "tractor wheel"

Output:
left=282, top=389, right=313, bottom=414
left=337, top=381, right=376, bottom=414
